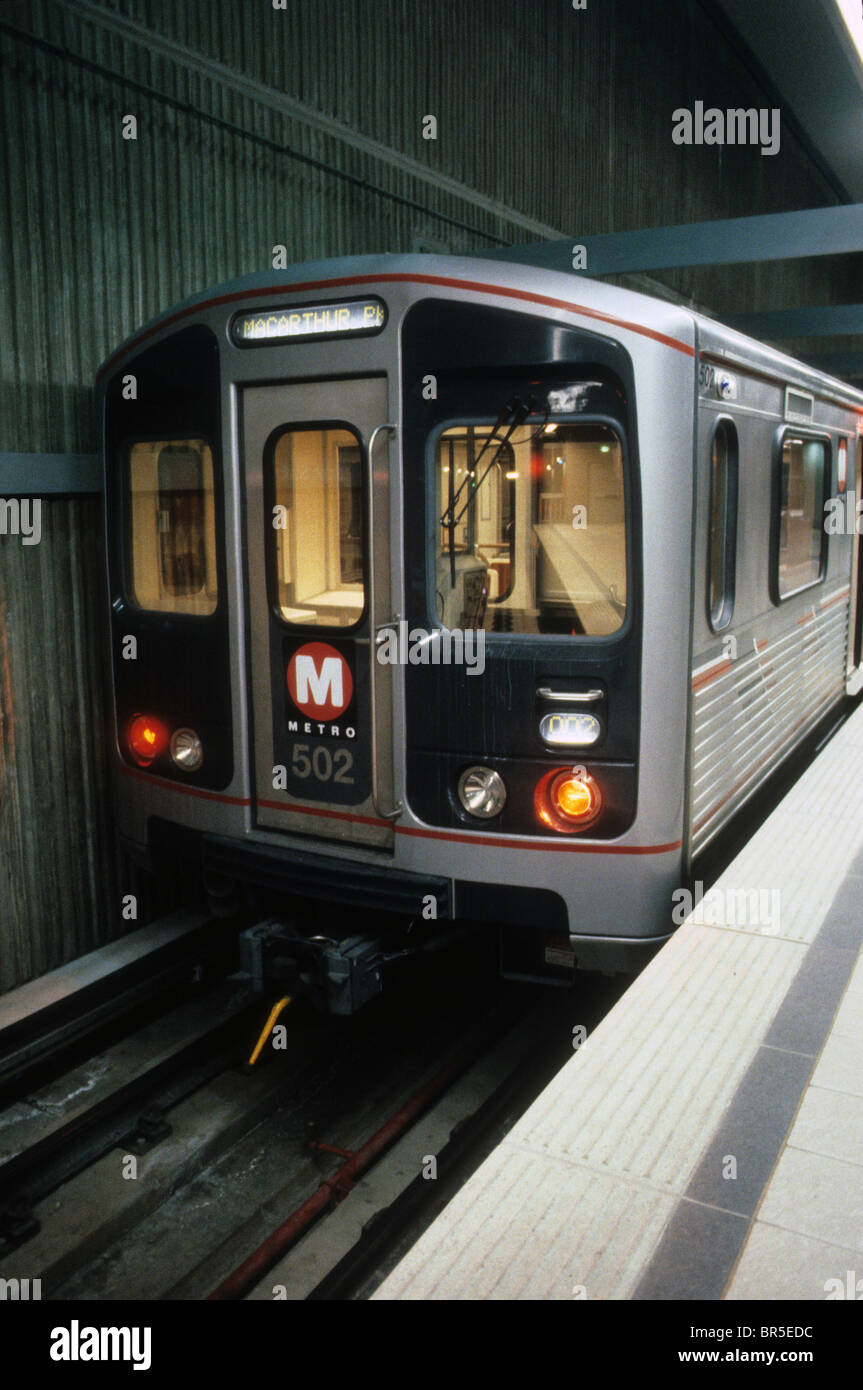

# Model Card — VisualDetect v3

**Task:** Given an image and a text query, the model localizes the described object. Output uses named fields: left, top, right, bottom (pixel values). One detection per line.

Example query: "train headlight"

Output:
left=128, top=714, right=168, bottom=766
left=535, top=767, right=602, bottom=833
left=170, top=727, right=204, bottom=772
left=457, top=765, right=506, bottom=819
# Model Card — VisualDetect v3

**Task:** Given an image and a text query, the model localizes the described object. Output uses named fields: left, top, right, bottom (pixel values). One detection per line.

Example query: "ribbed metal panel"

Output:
left=690, top=595, right=850, bottom=855
left=0, top=0, right=859, bottom=987
left=0, top=0, right=858, bottom=451
left=0, top=508, right=197, bottom=988
left=0, top=507, right=138, bottom=987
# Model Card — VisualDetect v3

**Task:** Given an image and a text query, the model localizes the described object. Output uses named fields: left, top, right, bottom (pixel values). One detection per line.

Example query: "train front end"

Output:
left=100, top=256, right=695, bottom=1005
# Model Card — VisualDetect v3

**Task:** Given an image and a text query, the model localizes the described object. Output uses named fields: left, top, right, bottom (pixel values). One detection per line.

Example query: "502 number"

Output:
left=291, top=744, right=354, bottom=784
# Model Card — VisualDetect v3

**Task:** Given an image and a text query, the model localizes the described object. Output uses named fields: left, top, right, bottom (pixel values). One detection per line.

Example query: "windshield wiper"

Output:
left=439, top=397, right=533, bottom=588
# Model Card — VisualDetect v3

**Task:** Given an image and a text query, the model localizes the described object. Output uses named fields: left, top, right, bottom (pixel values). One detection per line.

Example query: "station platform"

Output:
left=374, top=703, right=863, bottom=1301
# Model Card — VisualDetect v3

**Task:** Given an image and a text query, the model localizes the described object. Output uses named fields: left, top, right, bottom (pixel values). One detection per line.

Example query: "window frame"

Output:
left=263, top=418, right=369, bottom=634
left=427, top=411, right=632, bottom=642
left=770, top=426, right=831, bottom=606
left=706, top=416, right=739, bottom=634
left=123, top=433, right=221, bottom=619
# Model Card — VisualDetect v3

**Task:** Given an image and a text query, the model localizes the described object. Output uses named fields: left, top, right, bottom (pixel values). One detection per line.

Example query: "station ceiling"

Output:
left=705, top=0, right=863, bottom=382
left=712, top=0, right=863, bottom=203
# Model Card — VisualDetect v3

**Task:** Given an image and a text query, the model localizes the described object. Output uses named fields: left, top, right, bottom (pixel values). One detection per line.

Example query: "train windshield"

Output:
left=126, top=438, right=218, bottom=615
left=269, top=425, right=365, bottom=629
left=434, top=420, right=627, bottom=635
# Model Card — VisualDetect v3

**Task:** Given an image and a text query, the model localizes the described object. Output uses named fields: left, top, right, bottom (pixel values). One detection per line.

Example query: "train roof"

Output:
left=98, top=252, right=863, bottom=415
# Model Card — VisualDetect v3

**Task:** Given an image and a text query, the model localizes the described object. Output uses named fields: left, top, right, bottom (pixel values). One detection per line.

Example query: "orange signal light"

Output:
left=535, top=767, right=602, bottom=833
left=128, top=714, right=168, bottom=766
left=554, top=775, right=595, bottom=819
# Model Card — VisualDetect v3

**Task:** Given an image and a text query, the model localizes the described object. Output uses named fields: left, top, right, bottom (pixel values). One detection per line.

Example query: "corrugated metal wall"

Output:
left=0, top=503, right=119, bottom=986
left=0, top=0, right=857, bottom=989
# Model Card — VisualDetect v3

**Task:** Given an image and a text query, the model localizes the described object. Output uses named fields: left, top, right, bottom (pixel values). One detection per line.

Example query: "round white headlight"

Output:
left=457, top=765, right=506, bottom=819
left=170, top=727, right=204, bottom=771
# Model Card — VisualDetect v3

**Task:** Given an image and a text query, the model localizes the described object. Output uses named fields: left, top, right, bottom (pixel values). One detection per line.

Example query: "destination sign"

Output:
left=231, top=297, right=386, bottom=345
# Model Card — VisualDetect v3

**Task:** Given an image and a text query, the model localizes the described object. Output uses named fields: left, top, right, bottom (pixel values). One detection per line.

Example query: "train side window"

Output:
left=776, top=434, right=828, bottom=600
left=708, top=419, right=738, bottom=632
left=270, top=425, right=365, bottom=629
left=127, top=439, right=218, bottom=616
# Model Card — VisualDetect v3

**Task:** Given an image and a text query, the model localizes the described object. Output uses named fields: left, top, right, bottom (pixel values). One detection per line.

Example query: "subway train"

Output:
left=98, top=254, right=863, bottom=1010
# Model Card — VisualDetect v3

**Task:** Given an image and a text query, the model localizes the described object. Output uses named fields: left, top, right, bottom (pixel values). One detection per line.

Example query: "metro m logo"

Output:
left=295, top=656, right=343, bottom=707
left=287, top=641, right=353, bottom=721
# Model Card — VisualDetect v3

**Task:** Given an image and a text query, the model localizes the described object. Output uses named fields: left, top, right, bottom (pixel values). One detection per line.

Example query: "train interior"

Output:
left=127, top=438, right=219, bottom=616
left=434, top=421, right=627, bottom=636
left=126, top=419, right=629, bottom=644
left=778, top=435, right=830, bottom=596
left=270, top=425, right=365, bottom=629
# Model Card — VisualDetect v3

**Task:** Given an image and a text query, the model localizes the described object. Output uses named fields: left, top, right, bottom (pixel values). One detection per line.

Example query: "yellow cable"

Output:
left=247, top=995, right=292, bottom=1067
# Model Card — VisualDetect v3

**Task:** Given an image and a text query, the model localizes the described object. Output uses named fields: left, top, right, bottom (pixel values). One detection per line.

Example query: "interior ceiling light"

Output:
left=836, top=1, right=863, bottom=66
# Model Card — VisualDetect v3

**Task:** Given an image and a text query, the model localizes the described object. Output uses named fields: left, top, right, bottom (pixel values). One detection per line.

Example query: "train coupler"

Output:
left=238, top=919, right=384, bottom=1015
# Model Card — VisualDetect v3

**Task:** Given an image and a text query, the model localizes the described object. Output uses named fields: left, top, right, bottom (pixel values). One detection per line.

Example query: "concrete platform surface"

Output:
left=374, top=704, right=863, bottom=1300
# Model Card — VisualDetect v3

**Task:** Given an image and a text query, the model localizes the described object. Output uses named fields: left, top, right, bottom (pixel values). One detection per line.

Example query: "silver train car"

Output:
left=99, top=254, right=863, bottom=1008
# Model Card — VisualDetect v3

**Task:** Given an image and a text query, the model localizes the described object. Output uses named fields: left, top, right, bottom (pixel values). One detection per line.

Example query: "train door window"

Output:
left=434, top=421, right=626, bottom=636
left=776, top=434, right=828, bottom=599
left=708, top=419, right=738, bottom=631
left=127, top=439, right=218, bottom=615
left=270, top=425, right=365, bottom=629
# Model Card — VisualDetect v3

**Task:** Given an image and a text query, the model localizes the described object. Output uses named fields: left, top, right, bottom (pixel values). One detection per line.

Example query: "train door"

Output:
left=242, top=378, right=397, bottom=848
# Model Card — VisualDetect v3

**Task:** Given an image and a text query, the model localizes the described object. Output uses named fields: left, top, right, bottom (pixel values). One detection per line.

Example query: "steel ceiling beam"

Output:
left=0, top=454, right=101, bottom=495
left=488, top=204, right=863, bottom=275
left=726, top=304, right=863, bottom=338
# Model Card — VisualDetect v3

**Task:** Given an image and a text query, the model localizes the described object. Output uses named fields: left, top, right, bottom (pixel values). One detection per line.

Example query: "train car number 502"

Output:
left=291, top=744, right=355, bottom=783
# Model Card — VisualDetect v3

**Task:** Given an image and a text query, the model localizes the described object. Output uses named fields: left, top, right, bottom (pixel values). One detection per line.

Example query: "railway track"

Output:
left=0, top=998, right=259, bottom=1254
left=0, top=943, right=624, bottom=1300
left=0, top=909, right=242, bottom=1102
left=2, top=700, right=857, bottom=1301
